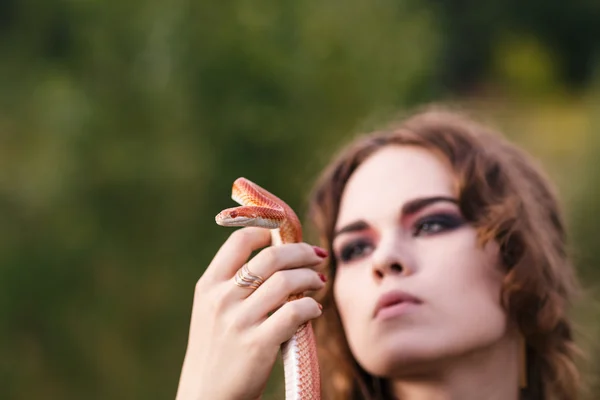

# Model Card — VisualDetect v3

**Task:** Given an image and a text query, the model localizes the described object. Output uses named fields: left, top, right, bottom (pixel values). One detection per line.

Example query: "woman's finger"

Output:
left=243, top=241, right=324, bottom=279
left=256, top=297, right=322, bottom=345
left=204, top=227, right=272, bottom=282
left=237, top=268, right=325, bottom=326
left=224, top=242, right=326, bottom=301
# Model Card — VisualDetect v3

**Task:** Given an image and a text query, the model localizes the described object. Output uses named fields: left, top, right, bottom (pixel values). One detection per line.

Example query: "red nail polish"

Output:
left=313, top=246, right=328, bottom=258
left=318, top=273, right=327, bottom=283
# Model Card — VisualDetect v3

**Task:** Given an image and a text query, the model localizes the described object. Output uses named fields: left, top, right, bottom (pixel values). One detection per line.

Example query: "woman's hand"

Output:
left=176, top=227, right=327, bottom=400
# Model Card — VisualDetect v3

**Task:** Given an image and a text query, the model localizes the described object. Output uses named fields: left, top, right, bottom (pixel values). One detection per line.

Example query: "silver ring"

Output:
left=234, top=262, right=264, bottom=290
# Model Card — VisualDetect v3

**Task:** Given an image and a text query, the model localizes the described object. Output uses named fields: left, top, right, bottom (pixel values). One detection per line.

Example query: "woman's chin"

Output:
left=354, top=334, right=459, bottom=378
left=356, top=346, right=440, bottom=377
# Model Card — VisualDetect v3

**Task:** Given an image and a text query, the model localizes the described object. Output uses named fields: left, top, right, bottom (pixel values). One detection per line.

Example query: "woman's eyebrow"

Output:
left=401, top=196, right=458, bottom=217
left=333, top=220, right=369, bottom=239
left=333, top=196, right=458, bottom=239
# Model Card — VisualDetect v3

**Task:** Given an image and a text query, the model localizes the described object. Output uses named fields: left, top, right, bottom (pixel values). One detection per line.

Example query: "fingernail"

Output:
left=318, top=303, right=323, bottom=310
left=318, top=273, right=327, bottom=283
left=313, top=246, right=328, bottom=258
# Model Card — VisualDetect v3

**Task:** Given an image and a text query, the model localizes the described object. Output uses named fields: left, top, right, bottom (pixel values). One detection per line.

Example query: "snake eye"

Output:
left=230, top=211, right=238, bottom=218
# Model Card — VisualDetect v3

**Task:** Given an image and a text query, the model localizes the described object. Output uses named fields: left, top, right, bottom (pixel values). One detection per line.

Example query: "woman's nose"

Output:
left=371, top=235, right=412, bottom=280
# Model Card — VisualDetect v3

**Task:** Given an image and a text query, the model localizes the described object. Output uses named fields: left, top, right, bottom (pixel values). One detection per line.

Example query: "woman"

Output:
left=176, top=107, right=581, bottom=400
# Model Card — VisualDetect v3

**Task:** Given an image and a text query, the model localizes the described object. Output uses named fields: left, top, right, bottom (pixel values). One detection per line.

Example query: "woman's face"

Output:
left=332, top=145, right=509, bottom=377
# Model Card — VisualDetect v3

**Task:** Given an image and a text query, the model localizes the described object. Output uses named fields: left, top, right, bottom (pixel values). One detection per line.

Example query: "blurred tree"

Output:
left=0, top=0, right=599, bottom=398
left=429, top=0, right=600, bottom=93
left=0, top=0, right=439, bottom=398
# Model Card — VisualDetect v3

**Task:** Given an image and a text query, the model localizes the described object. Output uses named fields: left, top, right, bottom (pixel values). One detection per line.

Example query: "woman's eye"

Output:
left=338, top=240, right=374, bottom=263
left=413, top=214, right=464, bottom=236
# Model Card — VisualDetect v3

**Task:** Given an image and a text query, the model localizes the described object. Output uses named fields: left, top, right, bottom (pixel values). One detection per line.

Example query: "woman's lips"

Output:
left=373, top=290, right=423, bottom=320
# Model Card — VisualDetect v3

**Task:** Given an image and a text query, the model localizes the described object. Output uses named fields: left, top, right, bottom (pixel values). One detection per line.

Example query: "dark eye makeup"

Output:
left=334, top=212, right=465, bottom=264
left=338, top=238, right=374, bottom=263
left=413, top=212, right=464, bottom=236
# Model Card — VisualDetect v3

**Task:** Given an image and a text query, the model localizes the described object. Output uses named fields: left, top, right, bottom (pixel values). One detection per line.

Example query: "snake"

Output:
left=215, top=177, right=321, bottom=400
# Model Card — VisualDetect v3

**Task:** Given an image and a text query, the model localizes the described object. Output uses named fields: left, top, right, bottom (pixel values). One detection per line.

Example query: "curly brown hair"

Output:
left=306, top=106, right=581, bottom=400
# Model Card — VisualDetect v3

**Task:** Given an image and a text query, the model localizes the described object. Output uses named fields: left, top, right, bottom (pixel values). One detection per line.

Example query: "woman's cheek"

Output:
left=334, top=270, right=363, bottom=326
left=429, top=239, right=507, bottom=344
left=333, top=272, right=351, bottom=320
left=334, top=271, right=373, bottom=364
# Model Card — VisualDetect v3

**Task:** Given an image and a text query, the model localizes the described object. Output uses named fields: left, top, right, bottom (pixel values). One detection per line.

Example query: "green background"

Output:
left=1, top=0, right=599, bottom=398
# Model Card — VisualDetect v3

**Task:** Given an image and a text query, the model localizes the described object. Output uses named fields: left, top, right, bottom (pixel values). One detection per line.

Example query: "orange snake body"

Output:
left=215, top=177, right=321, bottom=400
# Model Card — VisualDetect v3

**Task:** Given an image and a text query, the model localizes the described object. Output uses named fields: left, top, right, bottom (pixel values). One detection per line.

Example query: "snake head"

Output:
left=215, top=207, right=281, bottom=229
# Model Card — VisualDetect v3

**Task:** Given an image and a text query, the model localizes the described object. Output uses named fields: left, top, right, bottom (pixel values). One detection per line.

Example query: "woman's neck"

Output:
left=391, top=332, right=521, bottom=400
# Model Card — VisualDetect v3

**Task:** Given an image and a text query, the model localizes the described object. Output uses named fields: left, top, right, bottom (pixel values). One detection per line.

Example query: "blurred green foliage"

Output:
left=0, top=1, right=599, bottom=399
